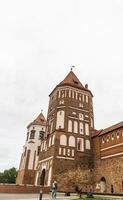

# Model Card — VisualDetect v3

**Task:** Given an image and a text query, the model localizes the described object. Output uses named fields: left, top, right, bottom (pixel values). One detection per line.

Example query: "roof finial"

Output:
left=71, top=66, right=75, bottom=71
left=41, top=109, right=43, bottom=113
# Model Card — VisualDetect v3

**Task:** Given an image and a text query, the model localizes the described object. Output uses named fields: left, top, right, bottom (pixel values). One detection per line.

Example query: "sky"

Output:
left=0, top=0, right=123, bottom=171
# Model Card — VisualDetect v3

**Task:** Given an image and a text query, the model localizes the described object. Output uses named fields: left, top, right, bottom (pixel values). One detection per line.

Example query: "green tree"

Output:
left=0, top=167, right=18, bottom=184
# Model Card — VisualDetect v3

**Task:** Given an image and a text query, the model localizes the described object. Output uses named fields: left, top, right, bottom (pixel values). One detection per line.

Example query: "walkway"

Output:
left=0, top=193, right=76, bottom=200
left=0, top=193, right=123, bottom=200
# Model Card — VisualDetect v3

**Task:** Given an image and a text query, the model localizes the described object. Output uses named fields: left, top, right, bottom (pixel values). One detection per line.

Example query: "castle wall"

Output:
left=0, top=184, right=50, bottom=193
left=93, top=126, right=123, bottom=193
left=94, top=157, right=123, bottom=193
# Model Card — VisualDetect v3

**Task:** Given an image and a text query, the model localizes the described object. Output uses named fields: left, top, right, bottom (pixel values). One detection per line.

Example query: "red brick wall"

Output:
left=0, top=184, right=50, bottom=193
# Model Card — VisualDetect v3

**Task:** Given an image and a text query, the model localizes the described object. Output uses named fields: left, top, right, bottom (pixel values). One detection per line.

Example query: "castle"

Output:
left=16, top=69, right=123, bottom=193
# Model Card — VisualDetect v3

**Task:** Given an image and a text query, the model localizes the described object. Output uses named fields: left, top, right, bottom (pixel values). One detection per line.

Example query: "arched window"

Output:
left=74, top=121, right=78, bottom=133
left=85, top=140, right=91, bottom=150
left=69, top=136, right=75, bottom=147
left=56, top=110, right=65, bottom=129
left=52, top=135, right=55, bottom=145
left=60, top=135, right=67, bottom=146
left=77, top=138, right=84, bottom=151
left=68, top=120, right=72, bottom=132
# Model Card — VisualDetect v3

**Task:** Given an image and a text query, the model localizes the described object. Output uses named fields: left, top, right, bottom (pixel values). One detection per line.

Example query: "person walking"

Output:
left=111, top=184, right=114, bottom=193
left=51, top=181, right=57, bottom=199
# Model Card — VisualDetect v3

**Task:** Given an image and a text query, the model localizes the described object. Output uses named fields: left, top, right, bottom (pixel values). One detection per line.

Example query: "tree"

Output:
left=0, top=167, right=18, bottom=184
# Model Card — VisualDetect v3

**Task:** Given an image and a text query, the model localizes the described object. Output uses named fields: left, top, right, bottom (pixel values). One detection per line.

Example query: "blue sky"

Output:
left=0, top=0, right=123, bottom=171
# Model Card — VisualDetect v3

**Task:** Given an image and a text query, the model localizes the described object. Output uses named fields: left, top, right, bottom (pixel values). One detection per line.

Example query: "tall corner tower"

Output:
left=36, top=70, right=95, bottom=187
left=16, top=112, right=46, bottom=185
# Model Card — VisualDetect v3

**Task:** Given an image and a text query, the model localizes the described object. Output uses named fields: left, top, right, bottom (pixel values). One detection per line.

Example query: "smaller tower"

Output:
left=16, top=112, right=46, bottom=185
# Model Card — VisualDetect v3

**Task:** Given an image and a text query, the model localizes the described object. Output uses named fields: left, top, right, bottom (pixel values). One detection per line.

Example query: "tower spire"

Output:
left=71, top=66, right=75, bottom=71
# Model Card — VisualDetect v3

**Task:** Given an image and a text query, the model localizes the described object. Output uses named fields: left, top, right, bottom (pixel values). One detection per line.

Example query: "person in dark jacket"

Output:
left=111, top=185, right=114, bottom=193
left=51, top=181, right=57, bottom=199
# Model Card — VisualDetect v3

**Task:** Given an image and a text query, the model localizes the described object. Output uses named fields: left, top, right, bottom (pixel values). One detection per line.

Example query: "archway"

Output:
left=40, top=169, right=46, bottom=186
left=100, top=177, right=106, bottom=193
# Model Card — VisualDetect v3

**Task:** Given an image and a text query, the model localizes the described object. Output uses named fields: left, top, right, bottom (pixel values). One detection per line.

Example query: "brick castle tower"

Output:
left=35, top=69, right=95, bottom=187
left=16, top=112, right=46, bottom=185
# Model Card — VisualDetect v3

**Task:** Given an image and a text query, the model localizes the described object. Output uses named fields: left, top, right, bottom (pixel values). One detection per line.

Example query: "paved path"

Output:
left=0, top=193, right=123, bottom=200
left=0, top=193, right=76, bottom=200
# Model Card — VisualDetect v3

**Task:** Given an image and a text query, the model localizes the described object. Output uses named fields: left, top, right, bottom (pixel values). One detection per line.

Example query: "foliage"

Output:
left=0, top=167, right=18, bottom=184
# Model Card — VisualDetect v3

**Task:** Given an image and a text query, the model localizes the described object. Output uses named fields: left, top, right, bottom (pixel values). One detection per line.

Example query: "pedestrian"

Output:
left=51, top=180, right=57, bottom=199
left=111, top=185, right=114, bottom=193
left=39, top=189, right=43, bottom=200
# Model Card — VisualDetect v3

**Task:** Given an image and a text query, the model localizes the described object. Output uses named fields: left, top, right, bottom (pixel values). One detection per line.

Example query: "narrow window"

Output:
left=67, top=149, right=70, bottom=156
left=79, top=103, right=83, bottom=108
left=72, top=149, right=74, bottom=157
left=72, top=91, right=74, bottom=98
left=37, top=146, right=41, bottom=156
left=56, top=110, right=65, bottom=129
left=80, top=122, right=84, bottom=134
left=74, top=121, right=78, bottom=133
left=39, top=131, right=44, bottom=140
left=59, top=148, right=62, bottom=155
left=69, top=90, right=71, bottom=98
left=30, top=130, right=35, bottom=139
left=49, top=137, right=51, bottom=147
left=58, top=91, right=61, bottom=98
left=85, top=123, right=89, bottom=135
left=79, top=95, right=81, bottom=101
left=52, top=135, right=55, bottom=145
left=68, top=120, right=72, bottom=132
left=91, top=118, right=93, bottom=128
left=86, top=140, right=91, bottom=150
left=76, top=92, right=78, bottom=100
left=69, top=136, right=75, bottom=147
left=83, top=95, right=85, bottom=102
left=63, top=148, right=66, bottom=156
left=86, top=95, right=89, bottom=103
left=77, top=138, right=84, bottom=151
